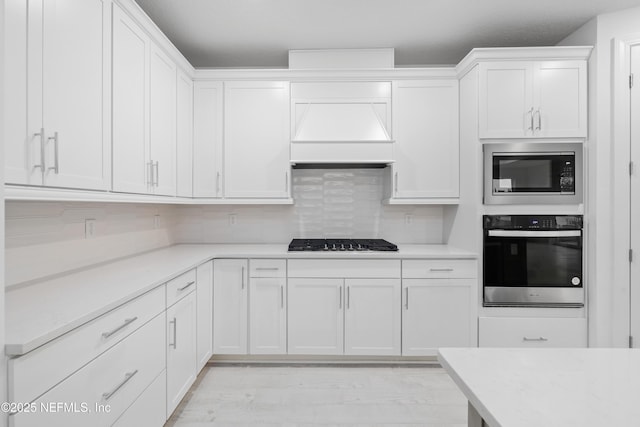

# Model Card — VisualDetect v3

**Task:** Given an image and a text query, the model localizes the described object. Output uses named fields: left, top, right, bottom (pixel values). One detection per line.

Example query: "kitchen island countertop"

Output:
left=438, top=347, right=640, bottom=427
left=6, top=243, right=476, bottom=356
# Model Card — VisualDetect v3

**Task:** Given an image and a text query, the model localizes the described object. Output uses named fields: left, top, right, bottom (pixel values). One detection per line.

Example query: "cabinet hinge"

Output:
left=630, top=335, right=634, bottom=348
left=631, top=74, right=635, bottom=89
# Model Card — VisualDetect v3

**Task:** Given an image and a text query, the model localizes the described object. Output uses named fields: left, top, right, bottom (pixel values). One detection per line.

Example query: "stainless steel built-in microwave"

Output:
left=483, top=143, right=583, bottom=205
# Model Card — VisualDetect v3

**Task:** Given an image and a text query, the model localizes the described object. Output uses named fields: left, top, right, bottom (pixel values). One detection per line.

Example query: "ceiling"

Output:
left=134, top=0, right=640, bottom=68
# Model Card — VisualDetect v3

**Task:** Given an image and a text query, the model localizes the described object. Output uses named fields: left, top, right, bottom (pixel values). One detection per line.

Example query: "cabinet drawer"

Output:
left=9, top=285, right=165, bottom=404
left=11, top=313, right=166, bottom=427
left=166, top=269, right=197, bottom=307
left=250, top=259, right=286, bottom=278
left=402, top=259, right=477, bottom=279
left=112, top=370, right=166, bottom=427
left=288, top=259, right=400, bottom=278
left=479, top=317, right=587, bottom=348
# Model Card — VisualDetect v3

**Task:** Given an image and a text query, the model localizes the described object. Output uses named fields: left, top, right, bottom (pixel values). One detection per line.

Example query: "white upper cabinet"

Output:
left=176, top=70, right=194, bottom=198
left=390, top=80, right=459, bottom=201
left=6, top=0, right=109, bottom=189
left=479, top=60, right=587, bottom=139
left=112, top=4, right=179, bottom=196
left=224, top=81, right=291, bottom=199
left=112, top=4, right=150, bottom=194
left=192, top=81, right=223, bottom=198
left=149, top=45, right=177, bottom=196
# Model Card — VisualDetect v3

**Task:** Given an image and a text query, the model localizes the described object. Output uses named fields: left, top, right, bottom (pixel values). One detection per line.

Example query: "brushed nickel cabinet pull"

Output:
left=153, top=161, right=159, bottom=186
left=33, top=128, right=45, bottom=172
left=169, top=317, right=177, bottom=349
left=535, top=109, right=542, bottom=131
left=47, top=132, right=59, bottom=174
left=347, top=286, right=350, bottom=309
left=216, top=172, right=221, bottom=195
left=178, top=281, right=195, bottom=291
left=527, top=107, right=534, bottom=131
left=280, top=285, right=284, bottom=308
left=430, top=268, right=454, bottom=272
left=523, top=336, right=548, bottom=342
left=102, top=370, right=138, bottom=401
left=241, top=266, right=245, bottom=289
left=102, top=317, right=138, bottom=338
left=405, top=288, right=409, bottom=310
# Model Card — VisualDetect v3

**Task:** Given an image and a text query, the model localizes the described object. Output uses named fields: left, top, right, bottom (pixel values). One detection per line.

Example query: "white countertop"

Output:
left=438, top=348, right=640, bottom=427
left=6, top=243, right=475, bottom=356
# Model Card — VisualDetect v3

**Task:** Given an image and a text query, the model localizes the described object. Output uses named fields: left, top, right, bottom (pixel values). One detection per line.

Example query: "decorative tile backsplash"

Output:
left=5, top=169, right=446, bottom=285
left=173, top=168, right=444, bottom=244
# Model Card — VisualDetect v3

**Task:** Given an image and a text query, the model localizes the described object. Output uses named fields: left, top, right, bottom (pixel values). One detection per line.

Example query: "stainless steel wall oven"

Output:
left=483, top=215, right=584, bottom=307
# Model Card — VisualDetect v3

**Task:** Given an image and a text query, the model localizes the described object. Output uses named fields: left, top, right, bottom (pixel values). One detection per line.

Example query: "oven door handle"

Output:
left=487, top=230, right=581, bottom=237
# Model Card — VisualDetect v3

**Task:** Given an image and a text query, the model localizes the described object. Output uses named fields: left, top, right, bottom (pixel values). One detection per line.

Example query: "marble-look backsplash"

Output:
left=173, top=169, right=444, bottom=244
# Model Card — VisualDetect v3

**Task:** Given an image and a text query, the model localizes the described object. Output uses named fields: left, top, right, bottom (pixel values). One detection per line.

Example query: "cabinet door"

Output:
left=213, top=259, right=248, bottom=354
left=40, top=0, right=108, bottom=190
left=112, top=4, right=150, bottom=194
left=402, top=279, right=474, bottom=356
left=344, top=279, right=401, bottom=356
left=166, top=292, right=197, bottom=418
left=392, top=80, right=459, bottom=199
left=288, top=278, right=344, bottom=355
left=176, top=70, right=193, bottom=198
left=193, top=81, right=223, bottom=198
left=479, top=62, right=534, bottom=138
left=249, top=277, right=287, bottom=354
left=224, top=81, right=291, bottom=199
left=4, top=0, right=39, bottom=185
left=196, top=261, right=213, bottom=370
left=534, top=61, right=587, bottom=138
left=149, top=45, right=177, bottom=196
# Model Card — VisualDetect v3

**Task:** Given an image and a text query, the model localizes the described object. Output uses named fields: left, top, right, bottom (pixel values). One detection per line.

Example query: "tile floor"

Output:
left=166, top=364, right=468, bottom=426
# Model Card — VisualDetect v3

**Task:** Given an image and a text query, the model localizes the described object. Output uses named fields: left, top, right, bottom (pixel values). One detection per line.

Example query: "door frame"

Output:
left=612, top=34, right=640, bottom=347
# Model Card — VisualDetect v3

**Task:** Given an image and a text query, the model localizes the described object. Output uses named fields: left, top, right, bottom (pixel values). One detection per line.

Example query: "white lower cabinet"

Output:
left=479, top=317, right=587, bottom=348
left=288, top=278, right=344, bottom=355
left=113, top=370, right=167, bottom=427
left=344, top=279, right=401, bottom=356
left=287, top=260, right=402, bottom=356
left=402, top=279, right=474, bottom=356
left=213, top=259, right=248, bottom=354
left=166, top=291, right=197, bottom=418
left=10, top=313, right=166, bottom=427
left=401, top=259, right=477, bottom=356
left=196, top=261, right=214, bottom=370
left=249, top=260, right=287, bottom=354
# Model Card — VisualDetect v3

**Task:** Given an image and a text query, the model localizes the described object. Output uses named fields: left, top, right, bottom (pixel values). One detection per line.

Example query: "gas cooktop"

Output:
left=288, top=238, right=398, bottom=252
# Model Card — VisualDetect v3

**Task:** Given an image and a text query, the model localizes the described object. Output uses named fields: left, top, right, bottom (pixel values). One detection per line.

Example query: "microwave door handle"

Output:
left=487, top=230, right=581, bottom=238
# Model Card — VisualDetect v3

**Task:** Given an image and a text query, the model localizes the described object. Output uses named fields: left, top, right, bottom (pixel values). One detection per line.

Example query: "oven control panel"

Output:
left=483, top=215, right=583, bottom=230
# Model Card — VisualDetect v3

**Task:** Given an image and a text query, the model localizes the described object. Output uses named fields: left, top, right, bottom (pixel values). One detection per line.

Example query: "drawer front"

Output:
left=250, top=259, right=286, bottom=278
left=479, top=317, right=587, bottom=348
left=166, top=269, right=197, bottom=307
left=112, top=370, right=166, bottom=427
left=11, top=313, right=166, bottom=427
left=10, top=285, right=165, bottom=404
left=288, top=259, right=401, bottom=278
left=402, top=259, right=477, bottom=279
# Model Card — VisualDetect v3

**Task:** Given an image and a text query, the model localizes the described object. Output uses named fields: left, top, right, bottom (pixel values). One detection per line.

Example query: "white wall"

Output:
left=559, top=6, right=640, bottom=347
left=5, top=202, right=177, bottom=287
left=174, top=168, right=445, bottom=245
left=1, top=0, right=7, bottom=420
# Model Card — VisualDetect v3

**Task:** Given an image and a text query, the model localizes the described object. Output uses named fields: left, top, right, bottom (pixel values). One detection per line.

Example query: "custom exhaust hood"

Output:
left=289, top=81, right=395, bottom=166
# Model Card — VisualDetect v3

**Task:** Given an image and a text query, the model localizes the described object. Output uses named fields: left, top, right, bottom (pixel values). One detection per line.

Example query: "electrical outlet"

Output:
left=85, top=219, right=96, bottom=239
left=228, top=213, right=237, bottom=226
left=153, top=215, right=161, bottom=229
left=405, top=214, right=413, bottom=225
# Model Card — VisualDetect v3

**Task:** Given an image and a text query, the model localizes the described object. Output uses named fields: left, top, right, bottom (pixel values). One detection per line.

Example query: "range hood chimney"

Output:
left=289, top=80, right=395, bottom=166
